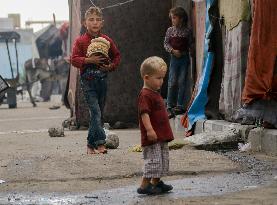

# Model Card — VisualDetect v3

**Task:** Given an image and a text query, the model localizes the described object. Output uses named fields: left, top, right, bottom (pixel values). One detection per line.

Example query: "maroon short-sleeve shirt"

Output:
left=138, top=88, right=174, bottom=147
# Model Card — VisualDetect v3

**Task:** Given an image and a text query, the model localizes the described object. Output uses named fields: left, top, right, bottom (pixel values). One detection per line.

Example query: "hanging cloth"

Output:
left=242, top=0, right=277, bottom=103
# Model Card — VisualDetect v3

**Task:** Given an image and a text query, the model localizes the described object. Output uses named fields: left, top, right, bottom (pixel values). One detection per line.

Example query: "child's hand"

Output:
left=99, top=63, right=113, bottom=72
left=86, top=55, right=106, bottom=65
left=172, top=49, right=182, bottom=58
left=146, top=129, right=157, bottom=142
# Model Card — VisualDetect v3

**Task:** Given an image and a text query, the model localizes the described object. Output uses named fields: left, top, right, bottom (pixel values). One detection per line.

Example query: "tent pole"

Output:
left=5, top=40, right=14, bottom=79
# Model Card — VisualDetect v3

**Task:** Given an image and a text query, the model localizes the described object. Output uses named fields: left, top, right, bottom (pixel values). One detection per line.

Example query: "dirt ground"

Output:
left=0, top=102, right=276, bottom=204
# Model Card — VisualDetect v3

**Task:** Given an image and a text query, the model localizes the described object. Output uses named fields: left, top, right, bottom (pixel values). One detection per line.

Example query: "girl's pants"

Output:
left=167, top=54, right=190, bottom=109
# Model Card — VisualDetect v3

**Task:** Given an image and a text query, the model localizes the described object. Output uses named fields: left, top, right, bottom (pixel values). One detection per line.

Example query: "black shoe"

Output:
left=137, top=184, right=162, bottom=195
left=167, top=108, right=175, bottom=119
left=173, top=107, right=185, bottom=115
left=155, top=180, right=173, bottom=192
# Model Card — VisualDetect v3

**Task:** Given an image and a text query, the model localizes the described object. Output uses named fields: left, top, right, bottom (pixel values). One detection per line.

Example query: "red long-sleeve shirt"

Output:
left=71, top=32, right=121, bottom=74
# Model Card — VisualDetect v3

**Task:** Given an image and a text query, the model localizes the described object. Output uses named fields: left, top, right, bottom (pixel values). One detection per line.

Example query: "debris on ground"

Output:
left=129, top=144, right=142, bottom=152
left=129, top=140, right=187, bottom=152
left=0, top=180, right=5, bottom=184
left=238, top=142, right=251, bottom=152
left=168, top=140, right=187, bottom=150
left=184, top=129, right=241, bottom=150
left=48, top=127, right=64, bottom=137
left=49, top=105, right=61, bottom=110
left=62, top=117, right=79, bottom=130
left=104, top=128, right=119, bottom=149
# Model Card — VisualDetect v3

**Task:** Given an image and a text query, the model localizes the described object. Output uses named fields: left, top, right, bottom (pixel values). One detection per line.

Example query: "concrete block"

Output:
left=204, top=120, right=214, bottom=132
left=238, top=125, right=255, bottom=141
left=261, top=129, right=277, bottom=156
left=203, top=120, right=233, bottom=132
left=194, top=119, right=206, bottom=134
left=169, top=115, right=186, bottom=138
left=248, top=128, right=263, bottom=152
left=174, top=115, right=186, bottom=133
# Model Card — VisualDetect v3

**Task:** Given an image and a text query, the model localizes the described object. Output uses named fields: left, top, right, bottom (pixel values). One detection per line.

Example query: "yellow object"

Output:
left=129, top=145, right=142, bottom=152
left=86, top=37, right=110, bottom=58
left=168, top=141, right=186, bottom=150
left=129, top=141, right=186, bottom=152
left=219, top=0, right=250, bottom=30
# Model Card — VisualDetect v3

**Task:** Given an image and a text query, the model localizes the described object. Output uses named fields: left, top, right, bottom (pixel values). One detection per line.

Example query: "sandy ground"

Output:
left=0, top=101, right=276, bottom=204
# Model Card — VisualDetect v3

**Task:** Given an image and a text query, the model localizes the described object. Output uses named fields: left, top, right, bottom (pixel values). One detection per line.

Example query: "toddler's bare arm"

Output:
left=141, top=113, right=157, bottom=142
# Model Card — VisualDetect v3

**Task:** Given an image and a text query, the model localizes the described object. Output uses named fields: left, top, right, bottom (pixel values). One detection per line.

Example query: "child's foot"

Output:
left=173, top=107, right=185, bottom=115
left=97, top=145, right=108, bottom=154
left=87, top=146, right=100, bottom=154
left=155, top=180, right=173, bottom=192
left=137, top=183, right=162, bottom=195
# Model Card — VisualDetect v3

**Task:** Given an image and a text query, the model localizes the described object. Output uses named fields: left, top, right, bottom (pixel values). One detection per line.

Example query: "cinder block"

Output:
left=174, top=115, right=186, bottom=133
left=204, top=120, right=233, bottom=132
left=239, top=125, right=255, bottom=141
left=261, top=129, right=277, bottom=156
left=194, top=119, right=206, bottom=134
left=204, top=120, right=214, bottom=132
left=248, top=128, right=263, bottom=152
left=169, top=117, right=185, bottom=138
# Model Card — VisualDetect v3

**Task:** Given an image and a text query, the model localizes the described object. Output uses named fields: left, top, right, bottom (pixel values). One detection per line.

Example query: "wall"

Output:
left=68, top=0, right=172, bottom=125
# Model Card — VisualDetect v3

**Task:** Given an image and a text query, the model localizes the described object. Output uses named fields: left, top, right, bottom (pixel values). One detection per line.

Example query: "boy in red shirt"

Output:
left=71, top=6, right=120, bottom=154
left=137, top=56, right=174, bottom=195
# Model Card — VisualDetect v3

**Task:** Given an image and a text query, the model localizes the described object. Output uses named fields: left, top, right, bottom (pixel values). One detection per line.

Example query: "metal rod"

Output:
left=5, top=40, right=14, bottom=79
left=14, top=39, right=19, bottom=77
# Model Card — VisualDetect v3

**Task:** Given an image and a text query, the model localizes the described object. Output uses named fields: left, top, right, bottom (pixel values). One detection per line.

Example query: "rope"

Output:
left=88, top=0, right=135, bottom=10
left=102, top=0, right=135, bottom=10
left=89, top=0, right=98, bottom=8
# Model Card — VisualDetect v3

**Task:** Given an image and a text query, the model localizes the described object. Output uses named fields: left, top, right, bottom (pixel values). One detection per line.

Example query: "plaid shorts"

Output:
left=142, top=142, right=169, bottom=178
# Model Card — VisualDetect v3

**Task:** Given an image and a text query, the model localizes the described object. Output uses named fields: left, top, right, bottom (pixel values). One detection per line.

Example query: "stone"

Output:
left=48, top=127, right=64, bottom=137
left=184, top=128, right=241, bottom=150
left=105, top=133, right=119, bottom=149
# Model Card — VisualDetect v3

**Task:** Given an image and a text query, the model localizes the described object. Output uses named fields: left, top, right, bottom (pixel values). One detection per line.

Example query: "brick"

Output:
left=248, top=128, right=263, bottom=152
left=261, top=129, right=277, bottom=156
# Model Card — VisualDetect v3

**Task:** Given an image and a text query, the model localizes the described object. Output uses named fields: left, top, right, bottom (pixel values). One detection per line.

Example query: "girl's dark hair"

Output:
left=169, top=7, right=188, bottom=27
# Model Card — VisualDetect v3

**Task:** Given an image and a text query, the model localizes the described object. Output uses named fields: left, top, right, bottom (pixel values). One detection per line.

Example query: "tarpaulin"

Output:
left=36, top=25, right=63, bottom=59
left=181, top=0, right=215, bottom=131
left=242, top=0, right=277, bottom=103
left=219, top=0, right=250, bottom=30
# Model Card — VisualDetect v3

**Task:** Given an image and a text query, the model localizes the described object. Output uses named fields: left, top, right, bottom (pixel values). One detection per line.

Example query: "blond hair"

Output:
left=140, top=56, right=167, bottom=78
left=85, top=6, right=103, bottom=19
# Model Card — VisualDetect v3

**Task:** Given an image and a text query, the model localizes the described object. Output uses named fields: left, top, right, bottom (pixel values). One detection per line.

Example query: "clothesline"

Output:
left=89, top=0, right=135, bottom=10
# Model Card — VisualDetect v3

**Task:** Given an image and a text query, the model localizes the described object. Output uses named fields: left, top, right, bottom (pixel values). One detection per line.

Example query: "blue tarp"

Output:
left=187, top=0, right=215, bottom=130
